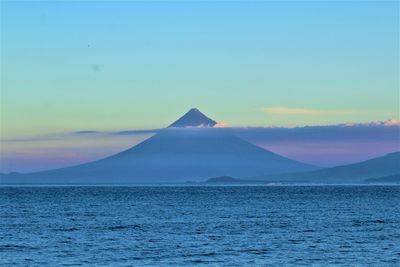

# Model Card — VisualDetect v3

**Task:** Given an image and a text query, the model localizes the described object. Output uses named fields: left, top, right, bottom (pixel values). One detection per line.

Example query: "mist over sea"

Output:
left=1, top=185, right=399, bottom=266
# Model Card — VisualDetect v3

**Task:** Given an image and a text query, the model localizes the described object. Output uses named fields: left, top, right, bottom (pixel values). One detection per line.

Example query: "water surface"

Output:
left=1, top=186, right=399, bottom=266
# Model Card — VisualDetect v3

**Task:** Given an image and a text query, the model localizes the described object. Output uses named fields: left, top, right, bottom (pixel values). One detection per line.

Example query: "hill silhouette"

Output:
left=259, top=152, right=400, bottom=183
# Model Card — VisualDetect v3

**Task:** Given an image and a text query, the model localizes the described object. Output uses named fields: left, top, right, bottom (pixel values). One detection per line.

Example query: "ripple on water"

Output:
left=0, top=186, right=399, bottom=266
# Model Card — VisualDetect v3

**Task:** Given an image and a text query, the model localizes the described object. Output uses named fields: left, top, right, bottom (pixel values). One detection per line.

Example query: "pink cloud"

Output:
left=213, top=121, right=230, bottom=128
left=384, top=119, right=400, bottom=126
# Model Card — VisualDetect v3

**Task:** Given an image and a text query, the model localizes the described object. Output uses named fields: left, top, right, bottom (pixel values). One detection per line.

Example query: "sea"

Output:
left=1, top=185, right=399, bottom=266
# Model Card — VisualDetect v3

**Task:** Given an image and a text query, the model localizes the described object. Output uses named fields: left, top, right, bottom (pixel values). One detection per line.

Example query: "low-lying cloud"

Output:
left=1, top=121, right=399, bottom=172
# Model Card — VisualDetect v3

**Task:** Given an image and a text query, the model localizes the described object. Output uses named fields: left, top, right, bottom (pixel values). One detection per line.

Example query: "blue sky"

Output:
left=1, top=1, right=398, bottom=135
left=0, top=1, right=399, bottom=172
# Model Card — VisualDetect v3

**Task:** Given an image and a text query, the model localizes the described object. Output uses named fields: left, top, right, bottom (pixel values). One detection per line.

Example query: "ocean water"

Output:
left=1, top=186, right=399, bottom=266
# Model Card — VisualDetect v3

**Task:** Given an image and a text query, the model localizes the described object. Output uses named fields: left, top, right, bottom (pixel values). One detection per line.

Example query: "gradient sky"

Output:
left=0, top=1, right=399, bottom=172
left=1, top=1, right=399, bottom=136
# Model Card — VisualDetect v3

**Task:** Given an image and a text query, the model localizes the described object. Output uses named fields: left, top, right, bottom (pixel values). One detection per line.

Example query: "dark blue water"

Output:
left=1, top=186, right=399, bottom=266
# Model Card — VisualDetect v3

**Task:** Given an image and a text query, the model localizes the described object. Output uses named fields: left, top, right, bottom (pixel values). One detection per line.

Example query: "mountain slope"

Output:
left=259, top=152, right=400, bottom=183
left=0, top=129, right=317, bottom=184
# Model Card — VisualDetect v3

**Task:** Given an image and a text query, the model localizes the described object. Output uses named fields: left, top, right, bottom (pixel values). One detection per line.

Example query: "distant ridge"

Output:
left=205, top=176, right=263, bottom=184
left=259, top=152, right=400, bottom=183
left=168, top=108, right=217, bottom=128
left=365, top=173, right=400, bottom=184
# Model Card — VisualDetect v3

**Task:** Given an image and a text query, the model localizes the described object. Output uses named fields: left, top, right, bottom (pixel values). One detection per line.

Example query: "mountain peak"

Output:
left=168, top=108, right=217, bottom=128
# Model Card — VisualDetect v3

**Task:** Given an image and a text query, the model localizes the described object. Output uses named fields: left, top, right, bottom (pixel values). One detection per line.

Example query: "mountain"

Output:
left=168, top=108, right=217, bottom=127
left=259, top=152, right=400, bottom=183
left=0, top=109, right=317, bottom=184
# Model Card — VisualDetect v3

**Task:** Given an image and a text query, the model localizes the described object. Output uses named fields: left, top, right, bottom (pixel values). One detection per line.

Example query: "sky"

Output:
left=0, top=1, right=399, bottom=172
